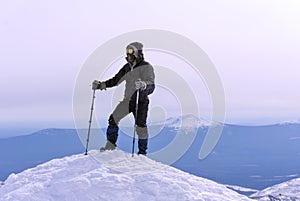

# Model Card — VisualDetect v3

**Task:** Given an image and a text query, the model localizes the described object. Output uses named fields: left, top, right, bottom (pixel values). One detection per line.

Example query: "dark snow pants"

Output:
left=106, top=95, right=149, bottom=155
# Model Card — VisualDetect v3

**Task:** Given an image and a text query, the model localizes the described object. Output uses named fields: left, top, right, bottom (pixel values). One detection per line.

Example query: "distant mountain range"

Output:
left=1, top=117, right=300, bottom=193
left=0, top=129, right=84, bottom=182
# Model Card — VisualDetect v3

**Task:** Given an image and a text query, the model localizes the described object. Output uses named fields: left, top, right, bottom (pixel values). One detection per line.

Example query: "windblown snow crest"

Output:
left=0, top=150, right=252, bottom=201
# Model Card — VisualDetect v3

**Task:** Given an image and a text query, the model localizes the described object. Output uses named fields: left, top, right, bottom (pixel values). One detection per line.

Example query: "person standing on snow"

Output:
left=92, top=42, right=155, bottom=155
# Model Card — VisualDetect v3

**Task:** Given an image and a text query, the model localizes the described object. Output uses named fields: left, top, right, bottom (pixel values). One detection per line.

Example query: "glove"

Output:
left=92, top=80, right=100, bottom=90
left=92, top=80, right=106, bottom=90
left=135, top=79, right=147, bottom=90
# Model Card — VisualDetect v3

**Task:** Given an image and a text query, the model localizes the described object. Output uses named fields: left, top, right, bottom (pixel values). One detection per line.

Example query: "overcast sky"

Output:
left=1, top=0, right=300, bottom=135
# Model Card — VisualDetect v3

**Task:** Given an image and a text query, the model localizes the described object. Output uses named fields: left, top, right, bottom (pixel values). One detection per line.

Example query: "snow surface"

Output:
left=0, top=150, right=253, bottom=201
left=250, top=177, right=300, bottom=200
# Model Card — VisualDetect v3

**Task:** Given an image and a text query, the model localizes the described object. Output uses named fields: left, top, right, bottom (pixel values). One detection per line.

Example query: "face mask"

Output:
left=126, top=48, right=136, bottom=64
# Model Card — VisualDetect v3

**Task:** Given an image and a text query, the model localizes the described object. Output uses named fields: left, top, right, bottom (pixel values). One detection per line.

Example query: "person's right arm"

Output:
left=92, top=65, right=128, bottom=90
left=104, top=65, right=127, bottom=88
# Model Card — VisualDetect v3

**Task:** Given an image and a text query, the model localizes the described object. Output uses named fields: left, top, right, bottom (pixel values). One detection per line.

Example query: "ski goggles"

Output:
left=126, top=48, right=134, bottom=54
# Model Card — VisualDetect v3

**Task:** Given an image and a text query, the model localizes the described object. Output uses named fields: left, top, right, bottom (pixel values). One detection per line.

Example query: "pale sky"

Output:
left=1, top=0, right=300, bottom=135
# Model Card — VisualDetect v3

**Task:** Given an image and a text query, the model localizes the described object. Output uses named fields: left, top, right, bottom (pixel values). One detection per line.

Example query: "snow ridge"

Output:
left=250, top=177, right=300, bottom=201
left=0, top=150, right=252, bottom=201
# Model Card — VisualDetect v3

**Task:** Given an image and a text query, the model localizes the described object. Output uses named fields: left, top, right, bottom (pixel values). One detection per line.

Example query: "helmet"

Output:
left=126, top=42, right=143, bottom=57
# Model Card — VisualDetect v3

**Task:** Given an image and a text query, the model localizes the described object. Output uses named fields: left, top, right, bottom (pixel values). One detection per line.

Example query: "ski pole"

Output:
left=132, top=89, right=139, bottom=157
left=85, top=89, right=96, bottom=155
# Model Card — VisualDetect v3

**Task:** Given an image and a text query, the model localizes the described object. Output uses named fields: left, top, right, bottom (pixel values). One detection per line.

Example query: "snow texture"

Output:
left=250, top=177, right=300, bottom=200
left=0, top=150, right=253, bottom=201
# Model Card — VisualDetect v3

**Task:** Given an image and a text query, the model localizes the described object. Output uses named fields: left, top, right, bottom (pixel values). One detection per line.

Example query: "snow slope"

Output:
left=250, top=177, right=300, bottom=200
left=0, top=150, right=253, bottom=201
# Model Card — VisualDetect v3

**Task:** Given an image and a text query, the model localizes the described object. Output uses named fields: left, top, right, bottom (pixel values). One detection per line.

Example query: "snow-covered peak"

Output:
left=150, top=114, right=211, bottom=129
left=0, top=150, right=253, bottom=201
left=279, top=118, right=300, bottom=125
left=250, top=177, right=300, bottom=200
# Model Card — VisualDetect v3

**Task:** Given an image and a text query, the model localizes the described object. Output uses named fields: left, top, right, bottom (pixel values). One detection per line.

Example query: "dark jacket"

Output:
left=104, top=60, right=155, bottom=101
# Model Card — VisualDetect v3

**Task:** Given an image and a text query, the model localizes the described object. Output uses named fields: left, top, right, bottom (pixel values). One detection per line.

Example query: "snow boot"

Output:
left=100, top=141, right=116, bottom=152
left=106, top=125, right=119, bottom=145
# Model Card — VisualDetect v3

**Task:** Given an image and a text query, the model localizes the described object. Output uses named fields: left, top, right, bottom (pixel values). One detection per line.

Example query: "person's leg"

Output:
left=134, top=98, right=149, bottom=155
left=101, top=99, right=130, bottom=151
left=136, top=126, right=148, bottom=155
